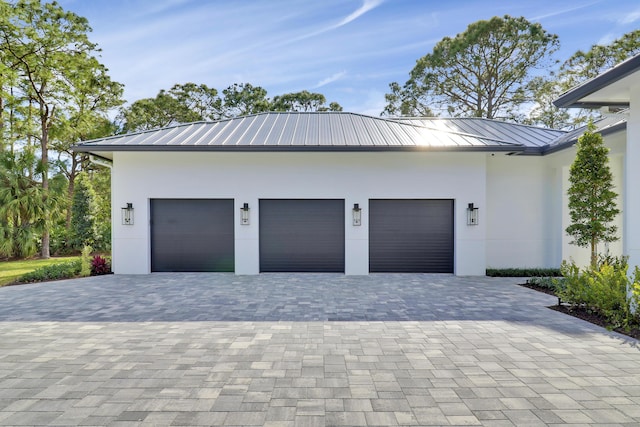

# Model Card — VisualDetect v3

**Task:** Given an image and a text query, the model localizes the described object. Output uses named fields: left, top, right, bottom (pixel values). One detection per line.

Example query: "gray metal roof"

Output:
left=542, top=114, right=627, bottom=154
left=554, top=53, right=640, bottom=109
left=74, top=112, right=631, bottom=160
left=395, top=117, right=565, bottom=149
left=74, top=112, right=537, bottom=158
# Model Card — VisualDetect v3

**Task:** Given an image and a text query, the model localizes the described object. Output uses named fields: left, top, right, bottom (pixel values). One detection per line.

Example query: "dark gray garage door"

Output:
left=369, top=199, right=454, bottom=273
left=151, top=199, right=234, bottom=272
left=260, top=199, right=345, bottom=272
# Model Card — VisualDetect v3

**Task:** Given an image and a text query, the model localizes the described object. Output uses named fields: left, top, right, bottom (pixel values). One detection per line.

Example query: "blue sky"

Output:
left=59, top=0, right=640, bottom=116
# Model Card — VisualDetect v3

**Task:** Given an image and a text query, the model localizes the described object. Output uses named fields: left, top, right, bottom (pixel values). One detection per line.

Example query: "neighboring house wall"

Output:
left=111, top=151, right=488, bottom=275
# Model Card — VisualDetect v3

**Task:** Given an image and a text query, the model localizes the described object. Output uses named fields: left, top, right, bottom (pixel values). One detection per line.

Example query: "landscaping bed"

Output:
left=520, top=281, right=640, bottom=340
left=0, top=250, right=111, bottom=287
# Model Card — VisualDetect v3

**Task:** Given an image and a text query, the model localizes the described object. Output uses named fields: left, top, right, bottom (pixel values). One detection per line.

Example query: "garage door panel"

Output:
left=260, top=199, right=345, bottom=272
left=369, top=199, right=454, bottom=273
left=151, top=199, right=234, bottom=272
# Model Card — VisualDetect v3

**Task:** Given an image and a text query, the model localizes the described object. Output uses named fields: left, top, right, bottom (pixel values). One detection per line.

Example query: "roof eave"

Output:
left=553, top=54, right=640, bottom=109
left=72, top=144, right=525, bottom=154
left=540, top=121, right=627, bottom=155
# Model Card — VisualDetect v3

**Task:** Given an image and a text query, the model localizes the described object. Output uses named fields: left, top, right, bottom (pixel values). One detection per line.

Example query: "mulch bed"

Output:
left=519, top=282, right=640, bottom=340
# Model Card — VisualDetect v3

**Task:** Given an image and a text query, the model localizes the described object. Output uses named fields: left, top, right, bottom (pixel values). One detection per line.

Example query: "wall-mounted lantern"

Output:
left=121, top=203, right=134, bottom=225
left=352, top=203, right=362, bottom=226
left=240, top=202, right=250, bottom=225
left=467, top=203, right=479, bottom=226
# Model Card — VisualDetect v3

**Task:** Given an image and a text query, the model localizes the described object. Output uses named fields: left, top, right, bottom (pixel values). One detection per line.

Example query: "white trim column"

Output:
left=625, top=83, right=640, bottom=273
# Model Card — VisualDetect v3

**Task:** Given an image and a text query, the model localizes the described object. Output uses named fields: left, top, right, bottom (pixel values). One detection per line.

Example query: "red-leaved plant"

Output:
left=91, top=255, right=111, bottom=276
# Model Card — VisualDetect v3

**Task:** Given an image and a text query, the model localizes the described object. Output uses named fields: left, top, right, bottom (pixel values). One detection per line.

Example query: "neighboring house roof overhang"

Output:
left=553, top=53, right=640, bottom=109
left=73, top=112, right=564, bottom=160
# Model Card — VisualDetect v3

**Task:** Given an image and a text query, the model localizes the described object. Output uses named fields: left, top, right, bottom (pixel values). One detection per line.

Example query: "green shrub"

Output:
left=80, top=245, right=92, bottom=277
left=558, top=258, right=638, bottom=329
left=18, top=259, right=81, bottom=283
left=527, top=276, right=565, bottom=293
left=630, top=266, right=640, bottom=316
left=486, top=268, right=561, bottom=277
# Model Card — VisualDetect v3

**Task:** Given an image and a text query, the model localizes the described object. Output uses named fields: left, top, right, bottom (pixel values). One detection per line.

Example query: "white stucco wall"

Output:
left=484, top=128, right=626, bottom=270
left=627, top=86, right=640, bottom=274
left=109, top=128, right=628, bottom=276
left=547, top=131, right=626, bottom=268
left=111, top=151, right=487, bottom=276
left=485, top=155, right=559, bottom=268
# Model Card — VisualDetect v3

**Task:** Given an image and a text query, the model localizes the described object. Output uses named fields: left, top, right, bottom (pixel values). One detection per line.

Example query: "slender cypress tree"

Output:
left=566, top=122, right=620, bottom=267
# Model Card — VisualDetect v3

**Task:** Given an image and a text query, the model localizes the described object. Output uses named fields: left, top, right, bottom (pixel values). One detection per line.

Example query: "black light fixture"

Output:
left=467, top=203, right=479, bottom=226
left=352, top=203, right=362, bottom=226
left=121, top=203, right=134, bottom=225
left=240, top=202, right=250, bottom=225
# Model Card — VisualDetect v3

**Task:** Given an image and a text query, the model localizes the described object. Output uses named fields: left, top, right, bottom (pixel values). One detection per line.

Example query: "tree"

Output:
left=383, top=82, right=435, bottom=117
left=121, top=83, right=344, bottom=131
left=532, top=30, right=640, bottom=130
left=524, top=76, right=571, bottom=129
left=68, top=173, right=96, bottom=251
left=325, top=102, right=343, bottom=112
left=560, top=30, right=640, bottom=90
left=383, top=15, right=559, bottom=119
left=566, top=123, right=620, bottom=267
left=0, top=148, right=65, bottom=258
left=88, top=167, right=111, bottom=251
left=0, top=148, right=44, bottom=258
left=119, top=83, right=220, bottom=133
left=0, top=0, right=112, bottom=258
left=167, top=83, right=222, bottom=121
left=50, top=58, right=122, bottom=231
left=222, top=83, right=270, bottom=118
left=271, top=90, right=342, bottom=112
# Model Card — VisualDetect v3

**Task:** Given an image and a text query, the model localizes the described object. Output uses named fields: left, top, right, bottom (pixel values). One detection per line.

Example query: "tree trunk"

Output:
left=590, top=238, right=597, bottom=269
left=40, top=111, right=50, bottom=259
left=65, top=155, right=78, bottom=230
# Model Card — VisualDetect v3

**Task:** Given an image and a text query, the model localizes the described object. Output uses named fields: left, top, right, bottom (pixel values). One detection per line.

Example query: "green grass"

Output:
left=0, top=257, right=81, bottom=286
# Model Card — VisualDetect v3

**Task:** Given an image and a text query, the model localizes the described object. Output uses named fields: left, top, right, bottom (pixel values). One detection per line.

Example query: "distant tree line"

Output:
left=118, top=83, right=342, bottom=133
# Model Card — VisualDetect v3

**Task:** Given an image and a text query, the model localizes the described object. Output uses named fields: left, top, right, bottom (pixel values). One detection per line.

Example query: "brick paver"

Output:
left=0, top=273, right=639, bottom=426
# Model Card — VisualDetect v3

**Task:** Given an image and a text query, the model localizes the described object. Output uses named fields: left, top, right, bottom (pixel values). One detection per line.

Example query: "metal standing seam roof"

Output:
left=553, top=53, right=640, bottom=109
left=395, top=117, right=565, bottom=148
left=73, top=112, right=535, bottom=156
left=542, top=114, right=628, bottom=154
left=73, top=112, right=631, bottom=160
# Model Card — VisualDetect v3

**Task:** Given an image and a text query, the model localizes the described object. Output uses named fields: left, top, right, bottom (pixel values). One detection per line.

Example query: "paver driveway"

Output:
left=0, top=273, right=639, bottom=426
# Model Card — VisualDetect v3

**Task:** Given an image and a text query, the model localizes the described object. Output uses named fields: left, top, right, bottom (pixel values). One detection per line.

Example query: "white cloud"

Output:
left=314, top=71, right=347, bottom=88
left=335, top=0, right=384, bottom=28
left=618, top=8, right=640, bottom=24
left=291, top=0, right=384, bottom=42
left=530, top=1, right=601, bottom=21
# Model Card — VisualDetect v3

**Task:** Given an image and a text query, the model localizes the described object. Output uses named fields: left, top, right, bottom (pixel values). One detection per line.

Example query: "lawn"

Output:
left=0, top=257, right=80, bottom=286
